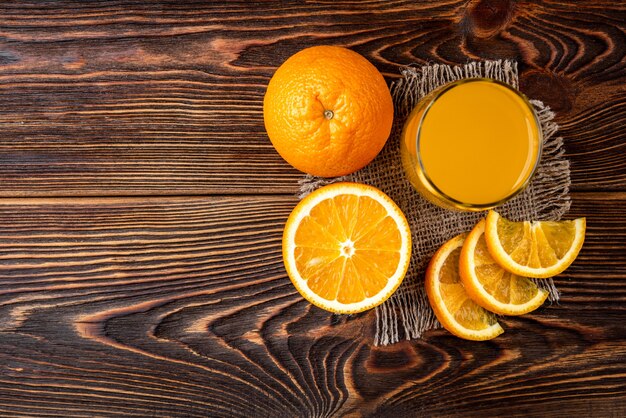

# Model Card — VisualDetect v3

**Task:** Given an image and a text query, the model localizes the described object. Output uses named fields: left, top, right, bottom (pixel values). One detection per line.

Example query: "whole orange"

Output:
left=263, top=46, right=394, bottom=177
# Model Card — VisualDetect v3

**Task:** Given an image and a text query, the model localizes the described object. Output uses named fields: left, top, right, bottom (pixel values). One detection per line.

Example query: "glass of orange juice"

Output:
left=400, top=78, right=542, bottom=211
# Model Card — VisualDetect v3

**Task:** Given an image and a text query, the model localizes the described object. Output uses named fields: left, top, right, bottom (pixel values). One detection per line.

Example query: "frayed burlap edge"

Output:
left=299, top=60, right=571, bottom=346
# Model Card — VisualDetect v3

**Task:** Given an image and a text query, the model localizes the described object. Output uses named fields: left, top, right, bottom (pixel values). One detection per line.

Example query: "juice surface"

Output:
left=418, top=81, right=540, bottom=205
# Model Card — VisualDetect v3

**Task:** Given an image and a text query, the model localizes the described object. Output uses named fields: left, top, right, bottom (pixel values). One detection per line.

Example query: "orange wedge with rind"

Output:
left=485, top=211, right=586, bottom=279
left=425, top=233, right=504, bottom=341
left=460, top=219, right=548, bottom=316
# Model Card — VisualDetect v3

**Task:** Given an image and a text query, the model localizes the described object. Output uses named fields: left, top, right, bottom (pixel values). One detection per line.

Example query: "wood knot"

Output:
left=520, top=70, right=574, bottom=113
left=464, top=0, right=516, bottom=39
left=365, top=342, right=421, bottom=373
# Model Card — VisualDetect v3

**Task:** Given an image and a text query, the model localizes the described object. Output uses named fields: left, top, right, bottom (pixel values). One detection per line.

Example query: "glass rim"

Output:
left=414, top=77, right=544, bottom=211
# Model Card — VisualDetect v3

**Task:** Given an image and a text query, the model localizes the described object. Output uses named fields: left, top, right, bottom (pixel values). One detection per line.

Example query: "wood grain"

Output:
left=0, top=192, right=624, bottom=416
left=0, top=0, right=624, bottom=196
left=1, top=1, right=625, bottom=416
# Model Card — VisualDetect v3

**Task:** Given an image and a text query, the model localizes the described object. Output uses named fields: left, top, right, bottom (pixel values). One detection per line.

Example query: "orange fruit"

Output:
left=485, top=211, right=586, bottom=279
left=263, top=46, right=394, bottom=177
left=459, top=219, right=548, bottom=315
left=425, top=233, right=503, bottom=341
left=282, top=182, right=411, bottom=313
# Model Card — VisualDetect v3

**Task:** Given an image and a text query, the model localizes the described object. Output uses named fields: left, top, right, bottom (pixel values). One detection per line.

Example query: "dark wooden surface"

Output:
left=0, top=1, right=625, bottom=417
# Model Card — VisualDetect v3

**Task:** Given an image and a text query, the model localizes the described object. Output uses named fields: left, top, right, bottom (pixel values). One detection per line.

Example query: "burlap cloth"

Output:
left=299, top=60, right=571, bottom=345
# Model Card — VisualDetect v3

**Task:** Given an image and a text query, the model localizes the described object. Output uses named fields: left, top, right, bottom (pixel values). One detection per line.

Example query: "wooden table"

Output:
left=1, top=1, right=624, bottom=416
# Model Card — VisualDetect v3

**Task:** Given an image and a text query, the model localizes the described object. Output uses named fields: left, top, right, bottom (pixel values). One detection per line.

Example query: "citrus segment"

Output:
left=283, top=182, right=411, bottom=313
left=425, top=234, right=503, bottom=341
left=460, top=220, right=548, bottom=315
left=485, top=211, right=586, bottom=278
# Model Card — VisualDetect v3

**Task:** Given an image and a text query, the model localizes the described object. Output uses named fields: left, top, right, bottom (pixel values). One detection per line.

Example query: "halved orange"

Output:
left=460, top=220, right=548, bottom=315
left=282, top=182, right=411, bottom=313
left=425, top=233, right=503, bottom=341
left=485, top=211, right=586, bottom=278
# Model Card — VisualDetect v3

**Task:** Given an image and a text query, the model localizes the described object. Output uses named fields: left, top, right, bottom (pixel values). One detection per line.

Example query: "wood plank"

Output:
left=0, top=192, right=623, bottom=416
left=0, top=1, right=624, bottom=196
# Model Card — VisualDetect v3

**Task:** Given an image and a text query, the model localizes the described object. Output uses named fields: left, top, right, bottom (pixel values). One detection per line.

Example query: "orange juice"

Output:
left=401, top=78, right=542, bottom=211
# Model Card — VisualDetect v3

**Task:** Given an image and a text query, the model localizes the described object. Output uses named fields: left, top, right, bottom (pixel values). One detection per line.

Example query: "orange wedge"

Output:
left=460, top=220, right=548, bottom=315
left=425, top=233, right=504, bottom=340
left=282, top=182, right=411, bottom=314
left=485, top=211, right=586, bottom=278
